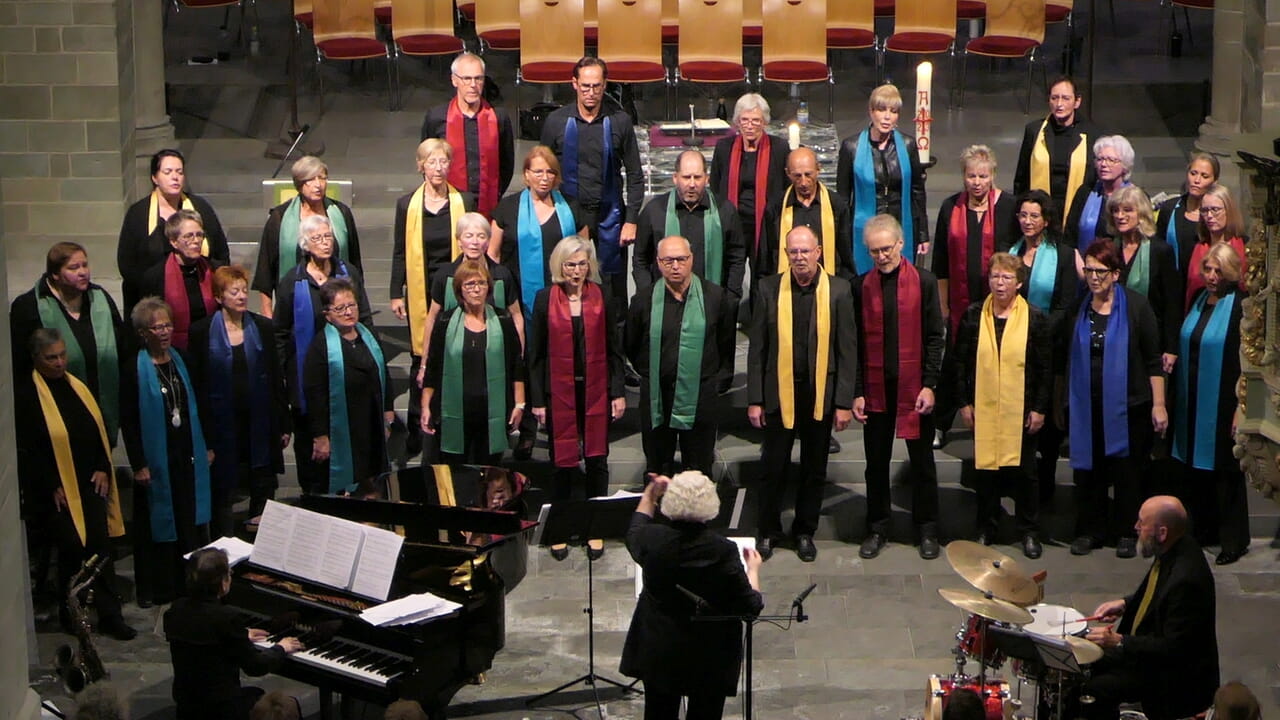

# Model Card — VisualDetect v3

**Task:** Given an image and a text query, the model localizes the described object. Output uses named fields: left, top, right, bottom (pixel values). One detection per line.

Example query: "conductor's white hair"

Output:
left=659, top=471, right=720, bottom=523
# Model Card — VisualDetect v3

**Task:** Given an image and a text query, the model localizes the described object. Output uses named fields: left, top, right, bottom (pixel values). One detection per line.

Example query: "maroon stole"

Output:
left=163, top=254, right=215, bottom=351
left=727, top=135, right=771, bottom=253
left=547, top=282, right=609, bottom=466
left=446, top=98, right=500, bottom=217
left=862, top=260, right=924, bottom=439
left=945, top=189, right=1000, bottom=336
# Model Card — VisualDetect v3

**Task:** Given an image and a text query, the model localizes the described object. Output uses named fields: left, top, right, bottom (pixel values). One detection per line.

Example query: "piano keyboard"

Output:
left=239, top=612, right=416, bottom=688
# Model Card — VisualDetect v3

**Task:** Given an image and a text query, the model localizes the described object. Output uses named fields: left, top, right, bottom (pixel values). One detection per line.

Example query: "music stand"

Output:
left=988, top=626, right=1083, bottom=720
left=528, top=496, right=643, bottom=717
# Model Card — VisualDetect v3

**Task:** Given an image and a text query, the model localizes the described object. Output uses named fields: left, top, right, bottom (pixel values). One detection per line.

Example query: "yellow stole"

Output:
left=32, top=370, right=125, bottom=545
left=405, top=183, right=466, bottom=355
left=147, top=189, right=206, bottom=255
left=777, top=272, right=831, bottom=429
left=974, top=295, right=1029, bottom=470
left=777, top=183, right=837, bottom=276
left=1030, top=119, right=1087, bottom=229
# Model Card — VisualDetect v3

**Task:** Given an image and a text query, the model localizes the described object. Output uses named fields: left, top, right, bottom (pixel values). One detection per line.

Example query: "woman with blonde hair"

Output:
left=1107, top=185, right=1181, bottom=374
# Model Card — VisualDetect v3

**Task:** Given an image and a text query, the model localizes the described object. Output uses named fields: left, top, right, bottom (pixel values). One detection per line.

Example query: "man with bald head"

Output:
left=626, top=236, right=736, bottom=478
left=1079, top=495, right=1219, bottom=720
left=747, top=226, right=857, bottom=561
left=759, top=147, right=856, bottom=281
left=634, top=150, right=746, bottom=303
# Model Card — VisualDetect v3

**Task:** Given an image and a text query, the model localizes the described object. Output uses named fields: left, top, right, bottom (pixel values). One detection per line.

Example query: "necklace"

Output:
left=155, top=359, right=183, bottom=428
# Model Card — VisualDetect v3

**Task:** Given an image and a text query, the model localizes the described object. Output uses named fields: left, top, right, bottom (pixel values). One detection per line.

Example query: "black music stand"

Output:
left=988, top=626, right=1083, bottom=720
left=528, top=496, right=643, bottom=717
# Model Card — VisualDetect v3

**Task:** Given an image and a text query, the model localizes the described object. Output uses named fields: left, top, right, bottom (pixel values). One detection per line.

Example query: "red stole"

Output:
left=547, top=282, right=609, bottom=466
left=163, top=254, right=215, bottom=350
left=446, top=98, right=500, bottom=217
left=727, top=134, right=771, bottom=253
left=945, top=190, right=1000, bottom=336
left=1185, top=236, right=1246, bottom=310
left=862, top=260, right=924, bottom=439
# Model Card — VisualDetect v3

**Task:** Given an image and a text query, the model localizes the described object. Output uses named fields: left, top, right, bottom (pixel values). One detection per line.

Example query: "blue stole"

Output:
left=1164, top=195, right=1183, bottom=271
left=291, top=261, right=349, bottom=413
left=1173, top=290, right=1236, bottom=469
left=136, top=350, right=211, bottom=542
left=1068, top=286, right=1131, bottom=469
left=324, top=322, right=386, bottom=494
left=851, top=128, right=914, bottom=274
left=563, top=115, right=625, bottom=275
left=207, top=312, right=271, bottom=490
left=1011, top=237, right=1059, bottom=313
left=1076, top=181, right=1129, bottom=248
left=517, top=188, right=575, bottom=316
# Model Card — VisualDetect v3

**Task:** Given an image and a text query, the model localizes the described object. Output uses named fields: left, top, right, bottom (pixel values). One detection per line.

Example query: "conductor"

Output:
left=620, top=472, right=764, bottom=720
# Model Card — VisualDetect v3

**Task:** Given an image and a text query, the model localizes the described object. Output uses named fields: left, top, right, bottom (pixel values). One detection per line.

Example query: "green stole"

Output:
left=665, top=191, right=724, bottom=285
left=1124, top=239, right=1153, bottom=297
left=324, top=322, right=386, bottom=494
left=441, top=306, right=508, bottom=455
left=649, top=280, right=706, bottom=430
left=277, top=196, right=350, bottom=280
left=36, top=282, right=119, bottom=441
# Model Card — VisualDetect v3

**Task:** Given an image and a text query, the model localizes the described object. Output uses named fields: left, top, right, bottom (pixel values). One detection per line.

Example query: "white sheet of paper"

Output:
left=185, top=536, right=254, bottom=567
left=248, top=501, right=295, bottom=571
left=316, top=521, right=365, bottom=589
left=350, top=526, right=404, bottom=601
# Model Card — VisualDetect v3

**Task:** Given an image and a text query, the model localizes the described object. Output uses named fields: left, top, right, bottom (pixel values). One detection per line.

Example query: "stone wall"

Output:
left=0, top=0, right=137, bottom=293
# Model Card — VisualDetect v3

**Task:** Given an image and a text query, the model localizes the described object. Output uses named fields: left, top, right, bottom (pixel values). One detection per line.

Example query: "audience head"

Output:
left=384, top=700, right=430, bottom=720
left=1212, top=681, right=1262, bottom=720
left=1135, top=495, right=1189, bottom=558
left=1198, top=183, right=1245, bottom=242
left=1016, top=190, right=1058, bottom=244
left=299, top=214, right=336, bottom=260
left=549, top=234, right=600, bottom=284
left=659, top=471, right=720, bottom=523
left=186, top=547, right=231, bottom=600
left=1106, top=184, right=1156, bottom=238
left=73, top=683, right=128, bottom=720
left=1093, top=135, right=1135, bottom=183
left=249, top=691, right=302, bottom=720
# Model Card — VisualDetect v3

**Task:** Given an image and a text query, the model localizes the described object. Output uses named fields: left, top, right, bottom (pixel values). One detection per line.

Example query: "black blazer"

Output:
left=625, top=277, right=736, bottom=425
left=952, top=301, right=1052, bottom=416
left=708, top=133, right=790, bottom=216
left=757, top=187, right=857, bottom=281
left=251, top=198, right=362, bottom=299
left=117, top=192, right=230, bottom=313
left=836, top=130, right=929, bottom=249
left=746, top=272, right=858, bottom=415
left=632, top=190, right=747, bottom=301
left=1117, top=237, right=1182, bottom=356
left=1009, top=238, right=1082, bottom=340
left=619, top=512, right=763, bottom=697
left=1060, top=286, right=1162, bottom=404
left=1154, top=194, right=1200, bottom=274
left=1113, top=534, right=1219, bottom=720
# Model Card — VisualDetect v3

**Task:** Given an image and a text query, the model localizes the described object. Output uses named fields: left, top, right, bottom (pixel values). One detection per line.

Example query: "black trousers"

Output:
left=975, top=431, right=1040, bottom=537
left=580, top=203, right=631, bottom=338
left=639, top=387, right=716, bottom=478
left=1073, top=653, right=1142, bottom=720
left=863, top=384, right=939, bottom=536
left=292, top=409, right=323, bottom=495
left=757, top=389, right=834, bottom=538
left=1183, top=465, right=1251, bottom=554
left=132, top=461, right=210, bottom=604
left=1073, top=402, right=1152, bottom=543
left=1035, top=419, right=1066, bottom=490
left=643, top=686, right=728, bottom=720
left=210, top=463, right=277, bottom=536
left=52, top=487, right=123, bottom=623
left=407, top=353, right=425, bottom=443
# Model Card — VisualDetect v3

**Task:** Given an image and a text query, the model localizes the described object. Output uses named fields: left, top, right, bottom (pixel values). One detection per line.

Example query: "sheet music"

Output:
left=284, top=514, right=328, bottom=580
left=350, top=526, right=404, bottom=601
left=316, top=521, right=365, bottom=589
left=249, top=501, right=296, bottom=570
left=185, top=536, right=254, bottom=567
left=359, top=592, right=461, bottom=627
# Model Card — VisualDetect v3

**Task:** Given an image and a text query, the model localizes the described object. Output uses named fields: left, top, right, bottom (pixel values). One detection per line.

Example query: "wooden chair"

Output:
left=675, top=0, right=748, bottom=96
left=294, top=0, right=313, bottom=30
left=959, top=0, right=1045, bottom=111
left=596, top=0, right=671, bottom=115
left=660, top=0, right=678, bottom=43
left=374, top=0, right=392, bottom=24
left=827, top=0, right=878, bottom=71
left=875, top=0, right=895, bottom=17
left=312, top=0, right=395, bottom=111
left=476, top=0, right=520, bottom=52
left=517, top=0, right=584, bottom=84
left=390, top=0, right=465, bottom=107
left=584, top=0, right=599, bottom=47
left=457, top=0, right=476, bottom=21
left=958, top=0, right=985, bottom=19
left=880, top=0, right=958, bottom=88
left=759, top=0, right=833, bottom=121
left=744, top=0, right=763, bottom=46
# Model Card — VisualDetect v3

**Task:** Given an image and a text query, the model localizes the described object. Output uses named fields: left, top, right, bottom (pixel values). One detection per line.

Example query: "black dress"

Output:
left=491, top=190, right=586, bottom=294
left=302, top=328, right=392, bottom=486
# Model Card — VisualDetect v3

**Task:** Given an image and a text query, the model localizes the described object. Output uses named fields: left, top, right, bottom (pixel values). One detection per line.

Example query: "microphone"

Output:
left=791, top=583, right=817, bottom=622
left=675, top=584, right=710, bottom=613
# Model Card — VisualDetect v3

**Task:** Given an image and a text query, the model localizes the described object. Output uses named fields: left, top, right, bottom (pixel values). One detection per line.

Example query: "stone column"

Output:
left=1196, top=0, right=1246, bottom=154
left=131, top=0, right=175, bottom=201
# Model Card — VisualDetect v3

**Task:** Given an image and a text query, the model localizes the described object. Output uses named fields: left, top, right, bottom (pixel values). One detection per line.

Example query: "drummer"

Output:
left=1077, top=496, right=1219, bottom=720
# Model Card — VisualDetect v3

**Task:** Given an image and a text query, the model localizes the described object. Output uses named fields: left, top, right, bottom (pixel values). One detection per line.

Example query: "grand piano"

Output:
left=224, top=464, right=536, bottom=719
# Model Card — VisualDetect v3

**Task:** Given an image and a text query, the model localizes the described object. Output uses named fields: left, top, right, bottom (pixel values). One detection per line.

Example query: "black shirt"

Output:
left=633, top=191, right=746, bottom=299
left=490, top=191, right=586, bottom=291
left=419, top=101, right=516, bottom=199
left=789, top=275, right=816, bottom=385
left=539, top=106, right=645, bottom=222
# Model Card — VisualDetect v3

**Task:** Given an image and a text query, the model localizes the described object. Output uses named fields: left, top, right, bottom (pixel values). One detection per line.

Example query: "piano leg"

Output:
left=319, top=689, right=333, bottom=720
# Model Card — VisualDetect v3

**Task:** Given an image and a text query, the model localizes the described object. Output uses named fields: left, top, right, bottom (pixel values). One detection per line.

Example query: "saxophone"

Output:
left=54, top=554, right=108, bottom=692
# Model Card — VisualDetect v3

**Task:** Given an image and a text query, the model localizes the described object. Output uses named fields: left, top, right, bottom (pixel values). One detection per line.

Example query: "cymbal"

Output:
left=1065, top=635, right=1104, bottom=665
left=945, top=540, right=1040, bottom=605
left=938, top=588, right=1034, bottom=625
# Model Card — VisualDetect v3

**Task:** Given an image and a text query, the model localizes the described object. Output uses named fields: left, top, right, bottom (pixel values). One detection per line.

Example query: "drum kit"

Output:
left=915, top=541, right=1106, bottom=720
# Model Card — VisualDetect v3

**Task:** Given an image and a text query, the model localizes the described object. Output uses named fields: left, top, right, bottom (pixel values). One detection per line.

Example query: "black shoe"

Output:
left=976, top=530, right=995, bottom=546
left=549, top=545, right=570, bottom=561
left=1070, top=536, right=1095, bottom=556
left=1215, top=547, right=1248, bottom=565
left=587, top=543, right=605, bottom=561
left=98, top=617, right=137, bottom=641
left=756, top=536, right=775, bottom=560
left=405, top=431, right=423, bottom=459
left=828, top=436, right=841, bottom=454
left=859, top=533, right=886, bottom=559
left=136, top=597, right=154, bottom=609
left=919, top=535, right=940, bottom=560
left=795, top=535, right=817, bottom=562
left=1022, top=535, right=1043, bottom=560
left=513, top=431, right=535, bottom=461
left=932, top=430, right=947, bottom=449
left=1116, top=537, right=1137, bottom=559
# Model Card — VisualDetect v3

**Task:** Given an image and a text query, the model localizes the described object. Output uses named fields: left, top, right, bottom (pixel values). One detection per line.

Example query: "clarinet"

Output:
left=54, top=554, right=109, bottom=692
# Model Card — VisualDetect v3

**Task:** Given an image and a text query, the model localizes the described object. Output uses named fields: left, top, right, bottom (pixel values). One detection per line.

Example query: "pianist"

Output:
left=164, top=548, right=304, bottom=720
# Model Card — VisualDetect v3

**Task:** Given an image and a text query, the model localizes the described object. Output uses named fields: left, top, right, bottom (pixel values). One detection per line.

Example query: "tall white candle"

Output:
left=915, top=61, right=933, bottom=164
left=788, top=122, right=801, bottom=151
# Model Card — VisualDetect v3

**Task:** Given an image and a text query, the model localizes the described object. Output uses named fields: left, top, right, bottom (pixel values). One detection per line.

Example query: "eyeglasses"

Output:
left=527, top=168, right=558, bottom=177
left=562, top=259, right=590, bottom=269
left=453, top=74, right=485, bottom=85
left=1095, top=156, right=1124, bottom=166
left=738, top=117, right=766, bottom=127
left=326, top=303, right=358, bottom=314
left=657, top=255, right=691, bottom=267
left=1201, top=205, right=1226, bottom=217
left=178, top=231, right=206, bottom=242
left=786, top=247, right=817, bottom=257
left=576, top=82, right=605, bottom=93
left=307, top=232, right=335, bottom=243
left=148, top=322, right=174, bottom=332
left=867, top=245, right=898, bottom=257
left=1016, top=212, right=1043, bottom=221
left=422, top=158, right=450, bottom=169
left=1082, top=267, right=1114, bottom=277
left=990, top=273, right=1019, bottom=283
left=461, top=280, right=489, bottom=289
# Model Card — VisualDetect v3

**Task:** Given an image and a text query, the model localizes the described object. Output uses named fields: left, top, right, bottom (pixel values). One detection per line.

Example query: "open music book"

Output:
left=250, top=500, right=405, bottom=601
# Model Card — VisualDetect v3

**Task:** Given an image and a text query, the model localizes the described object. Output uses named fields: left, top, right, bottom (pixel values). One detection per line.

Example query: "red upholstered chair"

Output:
left=312, top=0, right=395, bottom=111
left=390, top=0, right=464, bottom=107
left=676, top=0, right=748, bottom=94
left=880, top=0, right=958, bottom=87
left=457, top=0, right=476, bottom=21
left=744, top=0, right=763, bottom=47
left=958, top=0, right=986, bottom=19
left=584, top=0, right=599, bottom=48
left=597, top=0, right=671, bottom=115
left=828, top=0, right=878, bottom=69
left=875, top=0, right=895, bottom=17
left=374, top=0, right=392, bottom=24
left=661, top=0, right=679, bottom=44
left=476, top=0, right=520, bottom=52
left=759, top=0, right=833, bottom=121
left=1046, top=0, right=1072, bottom=23
left=516, top=0, right=584, bottom=111
left=959, top=0, right=1045, bottom=111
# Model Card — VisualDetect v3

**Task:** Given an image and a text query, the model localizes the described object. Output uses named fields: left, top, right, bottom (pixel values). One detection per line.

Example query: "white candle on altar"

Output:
left=915, top=61, right=933, bottom=164
left=788, top=122, right=801, bottom=151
